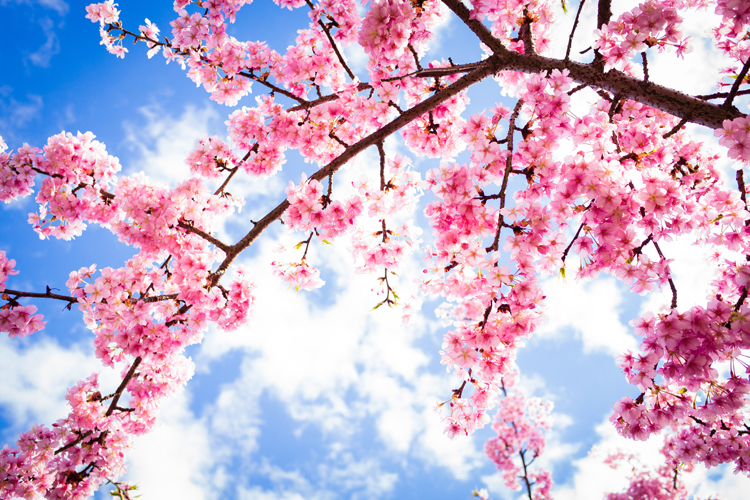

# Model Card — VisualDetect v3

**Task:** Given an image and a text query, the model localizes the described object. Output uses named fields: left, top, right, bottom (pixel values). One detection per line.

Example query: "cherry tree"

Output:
left=1, top=0, right=749, bottom=498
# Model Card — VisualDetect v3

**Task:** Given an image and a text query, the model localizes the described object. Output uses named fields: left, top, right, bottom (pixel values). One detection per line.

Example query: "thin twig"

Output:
left=696, top=89, right=750, bottom=100
left=564, top=0, right=586, bottom=62
left=487, top=99, right=524, bottom=252
left=652, top=240, right=678, bottom=309
left=663, top=117, right=688, bottom=138
left=723, top=57, right=750, bottom=109
left=105, top=356, right=143, bottom=417
left=561, top=220, right=586, bottom=264
left=519, top=449, right=535, bottom=500
left=377, top=141, right=386, bottom=190
left=305, top=0, right=356, bottom=80
left=176, top=220, right=232, bottom=253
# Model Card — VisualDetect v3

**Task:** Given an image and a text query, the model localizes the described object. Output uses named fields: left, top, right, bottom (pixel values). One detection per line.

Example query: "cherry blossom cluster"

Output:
left=0, top=252, right=46, bottom=338
left=270, top=260, right=325, bottom=291
left=27, top=132, right=121, bottom=240
left=284, top=175, right=364, bottom=240
left=467, top=0, right=557, bottom=55
left=2, top=0, right=750, bottom=498
left=482, top=370, right=553, bottom=500
left=716, top=116, right=750, bottom=163
left=593, top=0, right=691, bottom=72
left=713, top=0, right=750, bottom=78
left=348, top=154, right=422, bottom=273
left=598, top=445, right=695, bottom=500
left=185, top=135, right=240, bottom=179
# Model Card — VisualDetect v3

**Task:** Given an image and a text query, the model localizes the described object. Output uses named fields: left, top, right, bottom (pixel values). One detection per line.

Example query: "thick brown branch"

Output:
left=440, top=0, right=745, bottom=130
left=519, top=11, right=535, bottom=55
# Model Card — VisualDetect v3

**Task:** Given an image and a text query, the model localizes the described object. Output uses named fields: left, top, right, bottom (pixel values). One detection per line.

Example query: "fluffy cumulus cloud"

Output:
left=127, top=388, right=219, bottom=500
left=0, top=336, right=103, bottom=437
left=123, top=104, right=224, bottom=186
left=536, top=277, right=638, bottom=358
left=551, top=414, right=750, bottom=500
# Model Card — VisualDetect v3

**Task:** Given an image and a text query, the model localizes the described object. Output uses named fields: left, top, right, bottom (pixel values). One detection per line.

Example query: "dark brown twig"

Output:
left=564, top=0, right=587, bottom=62
left=663, top=117, right=688, bottom=139
left=305, top=0, right=356, bottom=80
left=724, top=57, right=750, bottom=109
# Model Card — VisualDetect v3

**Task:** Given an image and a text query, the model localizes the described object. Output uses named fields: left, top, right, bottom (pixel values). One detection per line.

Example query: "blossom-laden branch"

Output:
left=2, top=1, right=750, bottom=498
left=440, top=0, right=745, bottom=129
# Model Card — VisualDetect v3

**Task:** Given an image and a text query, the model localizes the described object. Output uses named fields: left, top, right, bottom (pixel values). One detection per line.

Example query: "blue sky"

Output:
left=1, top=1, right=750, bottom=499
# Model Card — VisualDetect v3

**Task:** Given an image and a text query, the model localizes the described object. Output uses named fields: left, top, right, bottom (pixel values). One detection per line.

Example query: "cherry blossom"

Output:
left=1, top=0, right=749, bottom=498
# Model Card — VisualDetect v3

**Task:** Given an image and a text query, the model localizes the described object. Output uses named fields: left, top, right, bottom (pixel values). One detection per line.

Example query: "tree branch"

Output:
left=565, top=0, right=587, bottom=62
left=696, top=89, right=750, bottom=101
left=305, top=0, right=356, bottom=81
left=3, top=288, right=77, bottom=306
left=663, top=116, right=688, bottom=138
left=176, top=220, right=232, bottom=253
left=105, top=356, right=142, bottom=417
left=215, top=59, right=501, bottom=277
left=487, top=99, right=524, bottom=253
left=440, top=0, right=745, bottom=130
left=519, top=449, right=534, bottom=500
left=652, top=240, right=678, bottom=309
left=723, top=57, right=750, bottom=109
left=561, top=219, right=586, bottom=264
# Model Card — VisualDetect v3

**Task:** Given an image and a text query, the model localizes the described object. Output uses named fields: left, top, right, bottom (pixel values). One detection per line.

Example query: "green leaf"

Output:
left=322, top=239, right=333, bottom=245
left=373, top=302, right=383, bottom=310
left=561, top=0, right=567, bottom=13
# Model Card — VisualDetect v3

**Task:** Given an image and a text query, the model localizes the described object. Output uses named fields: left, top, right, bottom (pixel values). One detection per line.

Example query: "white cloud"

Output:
left=28, top=17, right=60, bottom=68
left=552, top=415, right=664, bottom=500
left=0, top=89, right=44, bottom=135
left=127, top=387, right=218, bottom=500
left=551, top=413, right=750, bottom=500
left=536, top=277, right=638, bottom=358
left=0, top=335, right=119, bottom=438
left=0, top=0, right=68, bottom=16
left=122, top=104, right=223, bottom=186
